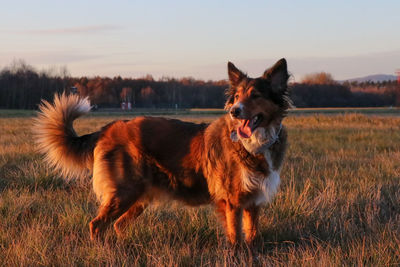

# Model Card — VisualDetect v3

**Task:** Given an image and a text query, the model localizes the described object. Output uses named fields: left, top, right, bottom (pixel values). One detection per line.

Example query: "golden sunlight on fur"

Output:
left=34, top=59, right=290, bottom=248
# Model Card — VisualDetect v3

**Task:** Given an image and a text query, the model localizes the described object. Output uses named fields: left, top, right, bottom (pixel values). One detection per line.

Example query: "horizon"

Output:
left=1, top=58, right=398, bottom=83
left=1, top=0, right=399, bottom=81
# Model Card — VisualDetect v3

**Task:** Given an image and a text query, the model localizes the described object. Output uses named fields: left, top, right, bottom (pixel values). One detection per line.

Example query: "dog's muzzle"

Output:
left=230, top=106, right=241, bottom=118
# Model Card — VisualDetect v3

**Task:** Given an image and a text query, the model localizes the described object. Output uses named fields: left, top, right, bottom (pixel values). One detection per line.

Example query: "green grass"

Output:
left=1, top=106, right=400, bottom=118
left=290, top=107, right=400, bottom=116
left=0, top=112, right=400, bottom=266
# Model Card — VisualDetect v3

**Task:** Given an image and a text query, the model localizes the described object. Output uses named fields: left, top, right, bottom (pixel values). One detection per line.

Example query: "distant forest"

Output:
left=0, top=61, right=398, bottom=109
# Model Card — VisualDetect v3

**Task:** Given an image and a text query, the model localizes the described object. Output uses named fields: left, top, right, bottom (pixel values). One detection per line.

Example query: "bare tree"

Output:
left=302, top=72, right=336, bottom=85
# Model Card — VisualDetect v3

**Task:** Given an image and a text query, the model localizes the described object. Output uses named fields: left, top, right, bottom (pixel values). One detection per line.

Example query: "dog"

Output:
left=34, top=58, right=290, bottom=247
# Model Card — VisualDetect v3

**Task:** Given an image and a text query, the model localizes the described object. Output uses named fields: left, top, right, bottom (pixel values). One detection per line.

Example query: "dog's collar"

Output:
left=261, top=123, right=283, bottom=150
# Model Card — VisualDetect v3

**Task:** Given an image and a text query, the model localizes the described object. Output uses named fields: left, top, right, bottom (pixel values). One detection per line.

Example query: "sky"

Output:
left=1, top=0, right=399, bottom=81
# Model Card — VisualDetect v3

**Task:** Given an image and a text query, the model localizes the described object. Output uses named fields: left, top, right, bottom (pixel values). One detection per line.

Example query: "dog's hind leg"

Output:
left=113, top=201, right=147, bottom=237
left=89, top=188, right=143, bottom=240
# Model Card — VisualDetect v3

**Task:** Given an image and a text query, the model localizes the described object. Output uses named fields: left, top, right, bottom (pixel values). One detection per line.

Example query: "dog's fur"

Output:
left=34, top=58, right=290, bottom=246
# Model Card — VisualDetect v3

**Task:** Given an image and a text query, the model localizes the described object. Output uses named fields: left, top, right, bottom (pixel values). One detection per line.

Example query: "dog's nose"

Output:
left=230, top=107, right=241, bottom=118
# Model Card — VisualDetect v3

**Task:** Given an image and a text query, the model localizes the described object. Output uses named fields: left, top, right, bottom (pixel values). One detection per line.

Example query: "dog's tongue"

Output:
left=237, top=119, right=252, bottom=138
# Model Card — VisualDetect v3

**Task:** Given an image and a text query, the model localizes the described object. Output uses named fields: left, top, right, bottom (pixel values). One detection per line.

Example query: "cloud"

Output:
left=26, top=24, right=122, bottom=35
left=0, top=50, right=105, bottom=65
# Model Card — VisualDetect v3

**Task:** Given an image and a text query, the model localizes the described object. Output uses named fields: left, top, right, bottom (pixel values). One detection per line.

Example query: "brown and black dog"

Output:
left=34, top=58, right=291, bottom=247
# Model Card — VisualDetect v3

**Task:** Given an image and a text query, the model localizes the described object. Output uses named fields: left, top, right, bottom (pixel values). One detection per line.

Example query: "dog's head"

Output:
left=225, top=58, right=291, bottom=153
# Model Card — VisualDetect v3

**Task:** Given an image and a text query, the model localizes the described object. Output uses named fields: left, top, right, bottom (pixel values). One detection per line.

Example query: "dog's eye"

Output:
left=234, top=94, right=239, bottom=100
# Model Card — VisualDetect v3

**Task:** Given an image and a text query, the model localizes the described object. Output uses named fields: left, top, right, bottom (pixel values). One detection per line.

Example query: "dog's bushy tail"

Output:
left=34, top=93, right=99, bottom=179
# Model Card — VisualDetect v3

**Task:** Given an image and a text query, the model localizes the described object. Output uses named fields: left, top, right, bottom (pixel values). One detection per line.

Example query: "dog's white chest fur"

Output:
left=242, top=150, right=281, bottom=206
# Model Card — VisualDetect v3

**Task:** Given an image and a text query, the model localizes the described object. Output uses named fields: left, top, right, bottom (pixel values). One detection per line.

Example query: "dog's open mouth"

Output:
left=237, top=114, right=263, bottom=138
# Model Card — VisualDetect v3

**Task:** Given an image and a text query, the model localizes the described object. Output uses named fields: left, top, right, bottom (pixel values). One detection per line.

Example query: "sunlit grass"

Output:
left=0, top=113, right=399, bottom=266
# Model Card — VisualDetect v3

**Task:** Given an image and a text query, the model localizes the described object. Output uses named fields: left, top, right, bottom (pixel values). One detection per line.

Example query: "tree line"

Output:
left=0, top=61, right=398, bottom=109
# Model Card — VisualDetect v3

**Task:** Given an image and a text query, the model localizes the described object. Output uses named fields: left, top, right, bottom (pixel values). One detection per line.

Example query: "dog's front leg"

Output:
left=243, top=205, right=260, bottom=246
left=225, top=202, right=243, bottom=246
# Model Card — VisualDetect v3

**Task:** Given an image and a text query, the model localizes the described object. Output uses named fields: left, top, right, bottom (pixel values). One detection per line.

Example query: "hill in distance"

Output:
left=342, top=74, right=397, bottom=83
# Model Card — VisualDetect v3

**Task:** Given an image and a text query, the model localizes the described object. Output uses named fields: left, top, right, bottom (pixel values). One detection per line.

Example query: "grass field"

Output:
left=1, top=106, right=399, bottom=118
left=1, top=111, right=400, bottom=266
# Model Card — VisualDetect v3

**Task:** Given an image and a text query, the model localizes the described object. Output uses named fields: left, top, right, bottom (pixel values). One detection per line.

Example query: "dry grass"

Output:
left=1, top=113, right=400, bottom=266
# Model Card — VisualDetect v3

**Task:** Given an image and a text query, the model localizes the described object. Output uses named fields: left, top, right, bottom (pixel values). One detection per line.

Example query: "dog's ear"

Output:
left=228, top=62, right=245, bottom=86
left=262, top=58, right=289, bottom=94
